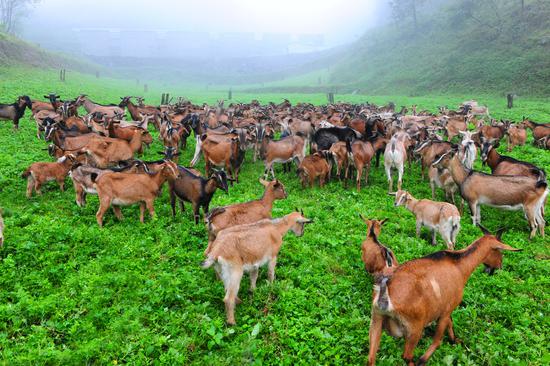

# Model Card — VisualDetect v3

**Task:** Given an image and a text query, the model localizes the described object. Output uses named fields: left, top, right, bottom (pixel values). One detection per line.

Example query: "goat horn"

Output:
left=477, top=224, right=492, bottom=236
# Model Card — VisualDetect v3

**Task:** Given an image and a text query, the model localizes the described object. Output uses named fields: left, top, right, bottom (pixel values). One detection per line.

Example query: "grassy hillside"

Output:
left=0, top=67, right=548, bottom=364
left=330, top=0, right=550, bottom=96
left=0, top=32, right=100, bottom=74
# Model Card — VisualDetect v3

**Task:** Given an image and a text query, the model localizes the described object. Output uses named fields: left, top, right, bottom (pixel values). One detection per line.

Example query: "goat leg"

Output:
left=367, top=313, right=384, bottom=366
left=112, top=206, right=123, bottom=220
left=402, top=329, right=422, bottom=366
left=416, top=316, right=451, bottom=365
left=249, top=267, right=259, bottom=293
left=139, top=202, right=146, bottom=223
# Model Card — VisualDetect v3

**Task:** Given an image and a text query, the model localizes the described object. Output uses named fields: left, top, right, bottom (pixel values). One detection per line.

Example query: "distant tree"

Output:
left=388, top=0, right=427, bottom=31
left=0, top=0, right=40, bottom=34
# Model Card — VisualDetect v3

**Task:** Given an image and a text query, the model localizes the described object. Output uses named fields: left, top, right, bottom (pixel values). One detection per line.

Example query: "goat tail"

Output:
left=375, top=275, right=391, bottom=311
left=382, top=246, right=396, bottom=268
left=21, top=168, right=31, bottom=179
left=201, top=256, right=215, bottom=269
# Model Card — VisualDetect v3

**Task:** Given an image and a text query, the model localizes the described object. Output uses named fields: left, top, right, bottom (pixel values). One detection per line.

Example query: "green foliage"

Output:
left=331, top=0, right=550, bottom=96
left=0, top=67, right=548, bottom=364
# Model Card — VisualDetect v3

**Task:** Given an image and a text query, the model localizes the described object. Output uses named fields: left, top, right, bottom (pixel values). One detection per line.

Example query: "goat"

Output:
left=312, top=126, right=361, bottom=151
left=201, top=210, right=313, bottom=325
left=92, top=160, right=180, bottom=227
left=69, top=161, right=146, bottom=207
left=359, top=216, right=398, bottom=276
left=428, top=164, right=459, bottom=205
left=0, top=96, right=32, bottom=129
left=329, top=141, right=350, bottom=181
left=31, top=94, right=59, bottom=115
left=442, top=116, right=467, bottom=141
left=393, top=190, right=460, bottom=249
left=169, top=168, right=229, bottom=224
left=105, top=119, right=153, bottom=153
left=205, top=179, right=287, bottom=249
left=262, top=134, right=306, bottom=179
left=480, top=139, right=546, bottom=180
left=478, top=120, right=506, bottom=142
left=384, top=132, right=410, bottom=192
left=21, top=155, right=76, bottom=197
left=519, top=118, right=550, bottom=143
left=83, top=130, right=147, bottom=168
left=348, top=136, right=387, bottom=191
left=367, top=226, right=521, bottom=366
left=297, top=151, right=332, bottom=188
left=433, top=151, right=548, bottom=238
left=79, top=95, right=124, bottom=118
left=200, top=132, right=245, bottom=183
left=505, top=123, right=526, bottom=151
left=414, top=140, right=453, bottom=180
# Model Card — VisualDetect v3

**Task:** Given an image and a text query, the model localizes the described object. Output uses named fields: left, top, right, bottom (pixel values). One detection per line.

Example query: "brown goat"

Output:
left=505, top=123, right=526, bottom=151
left=519, top=119, right=550, bottom=143
left=262, top=135, right=306, bottom=179
left=92, top=160, right=180, bottom=227
left=360, top=216, right=398, bottom=276
left=22, top=155, right=76, bottom=197
left=201, top=211, right=313, bottom=325
left=348, top=137, right=387, bottom=191
left=297, top=151, right=332, bottom=188
left=368, top=227, right=520, bottom=366
left=329, top=141, right=349, bottom=181
left=83, top=130, right=147, bottom=168
left=205, top=179, right=287, bottom=249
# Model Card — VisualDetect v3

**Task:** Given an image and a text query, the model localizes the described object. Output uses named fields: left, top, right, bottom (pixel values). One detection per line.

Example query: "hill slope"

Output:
left=0, top=32, right=100, bottom=74
left=330, top=0, right=550, bottom=95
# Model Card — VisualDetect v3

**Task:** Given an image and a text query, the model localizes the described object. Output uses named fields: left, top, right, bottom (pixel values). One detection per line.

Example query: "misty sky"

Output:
left=22, top=0, right=386, bottom=47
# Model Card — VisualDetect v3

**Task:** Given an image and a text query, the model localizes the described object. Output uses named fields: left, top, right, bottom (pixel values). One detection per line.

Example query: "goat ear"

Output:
left=495, top=227, right=506, bottom=240
left=380, top=218, right=389, bottom=225
left=477, top=224, right=491, bottom=236
left=494, top=242, right=522, bottom=252
left=359, top=213, right=368, bottom=223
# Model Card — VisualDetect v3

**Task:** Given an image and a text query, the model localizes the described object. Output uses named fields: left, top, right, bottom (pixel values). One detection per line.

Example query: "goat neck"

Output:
left=448, top=154, right=469, bottom=185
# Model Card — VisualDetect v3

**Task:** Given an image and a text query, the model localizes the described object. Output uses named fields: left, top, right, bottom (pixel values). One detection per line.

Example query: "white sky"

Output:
left=23, top=0, right=384, bottom=46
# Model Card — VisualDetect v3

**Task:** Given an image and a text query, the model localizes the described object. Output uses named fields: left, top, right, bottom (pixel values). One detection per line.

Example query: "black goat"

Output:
left=169, top=168, right=228, bottom=224
left=312, top=126, right=362, bottom=151
left=0, top=96, right=32, bottom=129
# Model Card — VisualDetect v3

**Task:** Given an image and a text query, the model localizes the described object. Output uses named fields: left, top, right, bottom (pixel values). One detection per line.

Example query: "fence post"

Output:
left=507, top=93, right=514, bottom=109
left=228, top=88, right=232, bottom=100
left=144, top=84, right=148, bottom=93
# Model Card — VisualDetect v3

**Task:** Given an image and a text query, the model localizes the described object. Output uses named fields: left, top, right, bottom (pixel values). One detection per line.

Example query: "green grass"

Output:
left=0, top=67, right=549, bottom=365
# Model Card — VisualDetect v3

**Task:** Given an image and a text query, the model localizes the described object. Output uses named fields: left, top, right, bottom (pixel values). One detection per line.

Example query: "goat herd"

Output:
left=1, top=94, right=549, bottom=365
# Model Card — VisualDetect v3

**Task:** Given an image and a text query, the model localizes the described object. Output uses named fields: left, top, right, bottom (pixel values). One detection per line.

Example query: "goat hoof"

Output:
left=415, top=359, right=427, bottom=366
left=450, top=337, right=462, bottom=345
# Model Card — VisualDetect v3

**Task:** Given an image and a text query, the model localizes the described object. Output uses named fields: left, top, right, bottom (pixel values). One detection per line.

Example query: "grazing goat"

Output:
left=0, top=96, right=32, bottom=129
left=519, top=118, right=550, bottom=143
left=201, top=210, right=313, bottom=325
left=92, top=160, right=180, bottom=227
left=393, top=190, right=460, bottom=249
left=384, top=132, right=410, bottom=192
left=367, top=227, right=521, bottom=366
left=262, top=135, right=306, bottom=179
left=22, top=155, right=76, bottom=197
left=359, top=216, right=398, bottom=276
left=200, top=133, right=245, bottom=183
left=480, top=139, right=546, bottom=180
left=79, top=95, right=124, bottom=118
left=505, top=123, right=526, bottom=151
left=433, top=151, right=548, bottom=238
left=169, top=168, right=228, bottom=224
left=297, top=151, right=332, bottom=188
left=205, top=179, right=287, bottom=248
left=83, top=130, right=147, bottom=168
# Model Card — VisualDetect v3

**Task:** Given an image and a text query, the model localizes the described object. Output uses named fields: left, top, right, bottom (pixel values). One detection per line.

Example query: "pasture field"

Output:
left=0, top=67, right=549, bottom=365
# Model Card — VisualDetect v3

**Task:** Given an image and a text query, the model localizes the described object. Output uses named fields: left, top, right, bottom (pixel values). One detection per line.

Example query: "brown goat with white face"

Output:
left=201, top=211, right=313, bottom=325
left=480, top=138, right=546, bottom=180
left=21, top=155, right=76, bottom=197
left=297, top=151, right=332, bottom=188
left=359, top=216, right=398, bottom=276
left=434, top=151, right=548, bottom=238
left=393, top=190, right=461, bottom=249
left=367, top=227, right=521, bottom=366
left=92, top=161, right=180, bottom=227
left=205, top=179, right=288, bottom=247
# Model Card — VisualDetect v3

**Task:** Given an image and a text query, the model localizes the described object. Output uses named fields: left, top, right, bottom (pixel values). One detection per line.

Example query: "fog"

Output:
left=21, top=0, right=388, bottom=56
